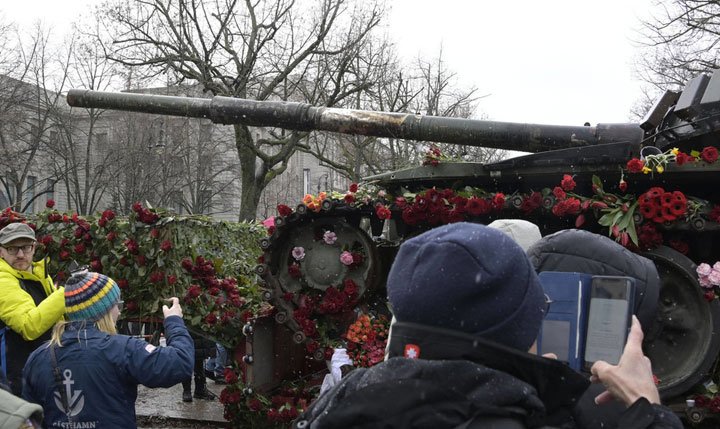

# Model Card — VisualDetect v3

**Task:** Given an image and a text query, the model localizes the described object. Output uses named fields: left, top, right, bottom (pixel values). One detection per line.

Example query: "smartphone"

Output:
left=583, top=276, right=635, bottom=369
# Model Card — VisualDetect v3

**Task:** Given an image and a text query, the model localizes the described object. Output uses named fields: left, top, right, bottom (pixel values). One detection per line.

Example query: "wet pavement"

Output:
left=136, top=378, right=228, bottom=428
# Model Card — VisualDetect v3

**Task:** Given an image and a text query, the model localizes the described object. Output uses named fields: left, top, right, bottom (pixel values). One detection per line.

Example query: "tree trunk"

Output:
left=235, top=125, right=262, bottom=222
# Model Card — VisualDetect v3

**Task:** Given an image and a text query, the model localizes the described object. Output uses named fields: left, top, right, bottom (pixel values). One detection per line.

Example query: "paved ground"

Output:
left=136, top=378, right=228, bottom=428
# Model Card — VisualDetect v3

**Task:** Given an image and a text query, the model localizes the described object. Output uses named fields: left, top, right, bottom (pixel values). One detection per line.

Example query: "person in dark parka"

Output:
left=293, top=223, right=680, bottom=429
left=527, top=228, right=662, bottom=429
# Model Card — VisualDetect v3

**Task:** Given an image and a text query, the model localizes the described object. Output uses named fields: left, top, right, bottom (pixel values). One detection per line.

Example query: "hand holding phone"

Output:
left=584, top=276, right=635, bottom=369
left=590, top=316, right=661, bottom=406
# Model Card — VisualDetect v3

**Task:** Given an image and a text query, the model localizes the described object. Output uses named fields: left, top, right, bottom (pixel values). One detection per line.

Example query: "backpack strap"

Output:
left=0, top=326, right=6, bottom=379
left=49, top=345, right=72, bottom=423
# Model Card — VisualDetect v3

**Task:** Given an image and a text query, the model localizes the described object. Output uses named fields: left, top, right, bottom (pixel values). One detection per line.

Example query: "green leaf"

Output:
left=597, top=211, right=616, bottom=227
left=592, top=175, right=603, bottom=190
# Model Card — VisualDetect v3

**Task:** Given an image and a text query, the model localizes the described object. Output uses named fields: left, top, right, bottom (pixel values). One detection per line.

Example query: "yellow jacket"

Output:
left=0, top=258, right=65, bottom=341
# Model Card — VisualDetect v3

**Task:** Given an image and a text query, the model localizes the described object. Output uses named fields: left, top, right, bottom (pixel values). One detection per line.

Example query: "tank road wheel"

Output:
left=642, top=246, right=720, bottom=399
left=262, top=215, right=379, bottom=341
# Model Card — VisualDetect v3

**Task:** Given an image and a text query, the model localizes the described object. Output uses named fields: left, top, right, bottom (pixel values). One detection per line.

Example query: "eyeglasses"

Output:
left=1, top=243, right=35, bottom=256
left=115, top=301, right=124, bottom=312
left=543, top=294, right=553, bottom=315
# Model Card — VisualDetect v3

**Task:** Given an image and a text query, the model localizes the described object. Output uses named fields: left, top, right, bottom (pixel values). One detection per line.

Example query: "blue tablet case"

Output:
left=537, top=271, right=592, bottom=372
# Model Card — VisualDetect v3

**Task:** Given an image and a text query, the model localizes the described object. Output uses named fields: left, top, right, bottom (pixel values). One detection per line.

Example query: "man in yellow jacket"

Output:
left=0, top=223, right=64, bottom=395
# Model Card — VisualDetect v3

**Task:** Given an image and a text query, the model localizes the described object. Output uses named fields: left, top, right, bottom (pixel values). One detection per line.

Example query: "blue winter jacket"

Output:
left=22, top=315, right=194, bottom=428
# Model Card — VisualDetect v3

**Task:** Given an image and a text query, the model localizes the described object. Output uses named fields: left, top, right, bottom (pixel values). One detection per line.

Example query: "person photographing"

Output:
left=22, top=270, right=193, bottom=428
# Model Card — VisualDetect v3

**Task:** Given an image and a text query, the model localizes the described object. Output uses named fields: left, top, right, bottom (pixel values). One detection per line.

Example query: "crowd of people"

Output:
left=0, top=218, right=685, bottom=428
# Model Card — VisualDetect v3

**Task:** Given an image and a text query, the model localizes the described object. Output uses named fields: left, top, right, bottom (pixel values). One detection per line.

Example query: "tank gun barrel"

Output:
left=66, top=89, right=643, bottom=152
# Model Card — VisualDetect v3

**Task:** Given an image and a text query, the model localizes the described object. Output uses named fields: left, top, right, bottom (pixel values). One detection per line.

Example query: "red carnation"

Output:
left=277, top=204, right=293, bottom=217
left=45, top=199, right=55, bottom=209
left=701, top=146, right=719, bottom=164
left=560, top=174, right=576, bottom=191
left=552, top=186, right=566, bottom=200
left=160, top=240, right=173, bottom=252
left=349, top=183, right=358, bottom=193
left=492, top=193, right=505, bottom=210
left=626, top=158, right=644, bottom=173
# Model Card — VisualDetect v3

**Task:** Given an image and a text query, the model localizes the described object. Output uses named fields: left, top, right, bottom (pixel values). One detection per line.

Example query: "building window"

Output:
left=303, top=169, right=310, bottom=195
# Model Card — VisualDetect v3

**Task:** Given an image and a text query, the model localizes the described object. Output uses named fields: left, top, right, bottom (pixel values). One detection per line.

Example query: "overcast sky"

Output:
left=2, top=0, right=655, bottom=126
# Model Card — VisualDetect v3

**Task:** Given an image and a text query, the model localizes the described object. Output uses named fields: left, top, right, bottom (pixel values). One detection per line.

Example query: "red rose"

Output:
left=181, top=258, right=194, bottom=271
left=288, top=263, right=302, bottom=279
left=167, top=275, right=177, bottom=285
left=394, top=197, right=407, bottom=209
left=124, top=239, right=139, bottom=254
left=349, top=183, right=358, bottom=193
left=136, top=255, right=147, bottom=266
left=204, top=313, right=217, bottom=325
left=132, top=202, right=143, bottom=213
left=90, top=259, right=102, bottom=272
left=705, top=291, right=716, bottom=302
left=149, top=271, right=164, bottom=284
left=560, top=174, right=576, bottom=191
left=701, top=146, right=719, bottom=164
left=125, top=301, right=137, bottom=312
left=117, top=279, right=129, bottom=290
left=160, top=240, right=173, bottom=252
left=277, top=204, right=293, bottom=217
left=45, top=199, right=55, bottom=208
left=186, top=284, right=201, bottom=299
left=73, top=243, right=86, bottom=254
left=39, top=235, right=54, bottom=246
left=224, top=367, right=238, bottom=384
left=101, top=209, right=115, bottom=220
left=247, top=398, right=263, bottom=412
left=552, top=186, right=566, bottom=200
left=106, top=231, right=117, bottom=242
left=626, top=158, right=644, bottom=173
left=59, top=250, right=71, bottom=261
left=344, top=193, right=355, bottom=204
left=675, top=152, right=693, bottom=165
left=375, top=204, right=391, bottom=220
left=98, top=218, right=107, bottom=227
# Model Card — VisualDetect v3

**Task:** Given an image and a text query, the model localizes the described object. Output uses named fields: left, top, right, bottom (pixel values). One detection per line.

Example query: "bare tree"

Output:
left=99, top=0, right=384, bottom=220
left=300, top=43, right=501, bottom=184
left=637, top=1, right=720, bottom=98
left=0, top=24, right=63, bottom=213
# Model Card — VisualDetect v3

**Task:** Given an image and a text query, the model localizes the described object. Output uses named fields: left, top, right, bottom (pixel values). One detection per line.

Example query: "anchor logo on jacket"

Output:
left=53, top=369, right=85, bottom=417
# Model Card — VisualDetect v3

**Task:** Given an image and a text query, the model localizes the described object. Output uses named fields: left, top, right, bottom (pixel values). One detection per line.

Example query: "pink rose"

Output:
left=323, top=231, right=337, bottom=245
left=699, top=275, right=712, bottom=289
left=340, top=251, right=354, bottom=266
left=292, top=246, right=305, bottom=261
left=698, top=263, right=713, bottom=277
left=714, top=262, right=720, bottom=272
left=709, top=269, right=720, bottom=286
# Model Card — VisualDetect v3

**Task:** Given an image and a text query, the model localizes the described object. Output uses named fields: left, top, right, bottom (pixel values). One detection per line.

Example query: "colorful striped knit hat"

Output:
left=64, top=270, right=121, bottom=321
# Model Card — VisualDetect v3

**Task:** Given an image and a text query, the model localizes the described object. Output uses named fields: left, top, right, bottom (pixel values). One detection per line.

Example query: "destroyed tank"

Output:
left=68, top=69, right=720, bottom=424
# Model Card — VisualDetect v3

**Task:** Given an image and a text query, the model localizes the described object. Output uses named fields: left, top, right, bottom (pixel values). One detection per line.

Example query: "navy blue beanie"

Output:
left=387, top=222, right=546, bottom=351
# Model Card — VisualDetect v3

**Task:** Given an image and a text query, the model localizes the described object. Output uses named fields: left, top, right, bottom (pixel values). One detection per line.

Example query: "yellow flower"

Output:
left=642, top=166, right=651, bottom=174
left=671, top=148, right=679, bottom=155
left=656, top=165, right=664, bottom=173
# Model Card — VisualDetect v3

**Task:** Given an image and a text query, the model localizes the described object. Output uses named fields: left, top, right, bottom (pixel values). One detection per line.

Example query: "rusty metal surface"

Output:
left=66, top=89, right=643, bottom=153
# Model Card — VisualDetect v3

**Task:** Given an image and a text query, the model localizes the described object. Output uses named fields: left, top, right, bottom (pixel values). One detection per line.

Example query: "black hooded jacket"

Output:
left=295, top=321, right=680, bottom=429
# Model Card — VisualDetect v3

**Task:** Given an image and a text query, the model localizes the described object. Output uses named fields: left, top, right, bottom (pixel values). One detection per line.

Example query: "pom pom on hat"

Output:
left=386, top=222, right=545, bottom=351
left=64, top=270, right=121, bottom=321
